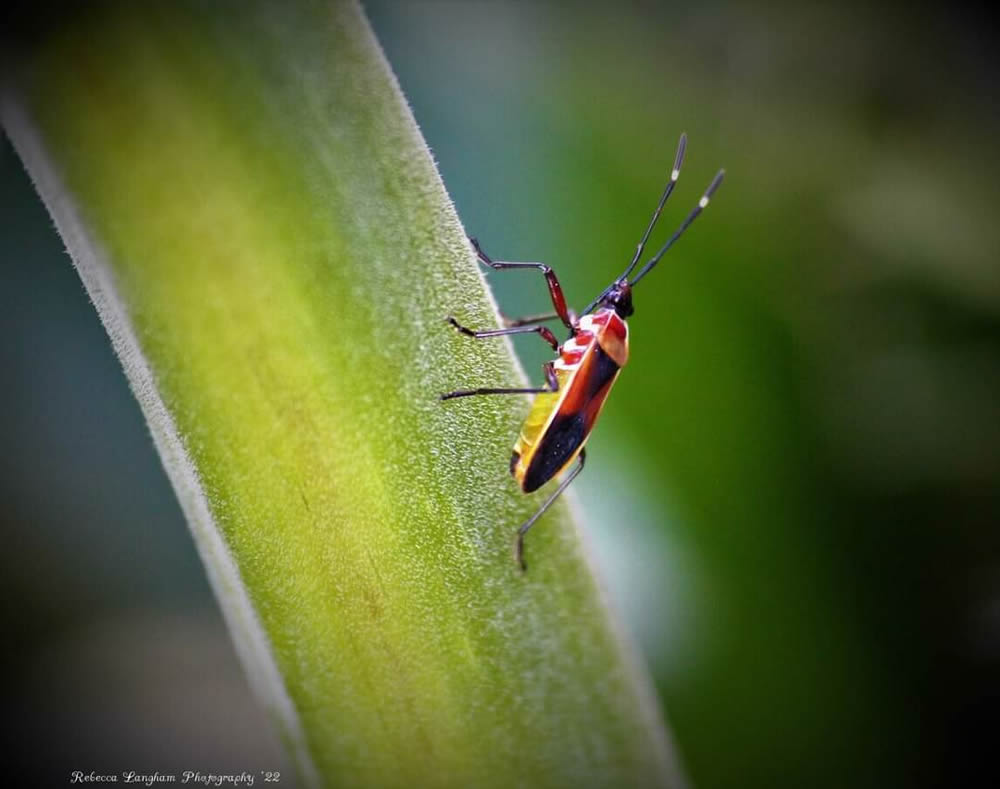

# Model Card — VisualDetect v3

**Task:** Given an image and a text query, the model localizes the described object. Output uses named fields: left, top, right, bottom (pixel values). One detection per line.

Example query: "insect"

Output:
left=441, top=133, right=724, bottom=569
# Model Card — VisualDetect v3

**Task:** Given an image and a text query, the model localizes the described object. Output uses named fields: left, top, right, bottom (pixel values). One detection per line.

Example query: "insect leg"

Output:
left=499, top=310, right=562, bottom=328
left=514, top=448, right=586, bottom=571
left=447, top=316, right=559, bottom=351
left=440, top=361, right=557, bottom=401
left=468, top=237, right=574, bottom=331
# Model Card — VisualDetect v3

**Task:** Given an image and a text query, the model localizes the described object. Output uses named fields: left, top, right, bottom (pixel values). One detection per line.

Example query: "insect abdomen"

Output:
left=520, top=344, right=621, bottom=491
left=510, top=371, right=570, bottom=489
left=521, top=411, right=588, bottom=492
left=510, top=310, right=628, bottom=492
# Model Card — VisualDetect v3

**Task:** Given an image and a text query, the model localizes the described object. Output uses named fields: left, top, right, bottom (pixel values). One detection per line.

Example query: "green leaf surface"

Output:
left=2, top=2, right=680, bottom=786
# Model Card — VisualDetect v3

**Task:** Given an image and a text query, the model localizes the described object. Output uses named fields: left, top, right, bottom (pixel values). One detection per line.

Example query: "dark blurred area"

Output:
left=3, top=1, right=999, bottom=787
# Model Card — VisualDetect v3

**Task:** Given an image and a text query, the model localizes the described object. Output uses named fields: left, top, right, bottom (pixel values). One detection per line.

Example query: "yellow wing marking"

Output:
left=512, top=366, right=577, bottom=487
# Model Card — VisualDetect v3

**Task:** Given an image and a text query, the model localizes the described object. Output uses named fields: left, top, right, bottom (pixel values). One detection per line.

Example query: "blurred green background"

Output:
left=3, top=1, right=998, bottom=787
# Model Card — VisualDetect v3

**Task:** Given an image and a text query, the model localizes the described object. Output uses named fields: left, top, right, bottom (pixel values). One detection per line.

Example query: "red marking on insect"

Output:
left=441, top=133, right=724, bottom=569
left=560, top=344, right=587, bottom=366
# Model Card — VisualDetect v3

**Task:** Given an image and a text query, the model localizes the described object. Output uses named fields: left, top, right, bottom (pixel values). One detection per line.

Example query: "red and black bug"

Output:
left=442, top=133, right=724, bottom=568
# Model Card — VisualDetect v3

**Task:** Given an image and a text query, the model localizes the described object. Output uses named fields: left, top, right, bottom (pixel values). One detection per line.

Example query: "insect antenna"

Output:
left=630, top=168, right=725, bottom=286
left=581, top=133, right=688, bottom=316
left=621, top=132, right=687, bottom=282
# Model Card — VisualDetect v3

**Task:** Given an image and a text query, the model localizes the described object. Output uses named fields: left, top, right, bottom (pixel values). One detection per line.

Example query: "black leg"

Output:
left=469, top=237, right=575, bottom=332
left=447, top=316, right=559, bottom=351
left=515, top=448, right=586, bottom=571
left=440, top=361, right=557, bottom=402
left=499, top=310, right=562, bottom=328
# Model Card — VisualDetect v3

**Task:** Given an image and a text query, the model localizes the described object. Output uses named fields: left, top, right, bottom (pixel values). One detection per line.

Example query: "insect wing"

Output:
left=521, top=341, right=622, bottom=492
